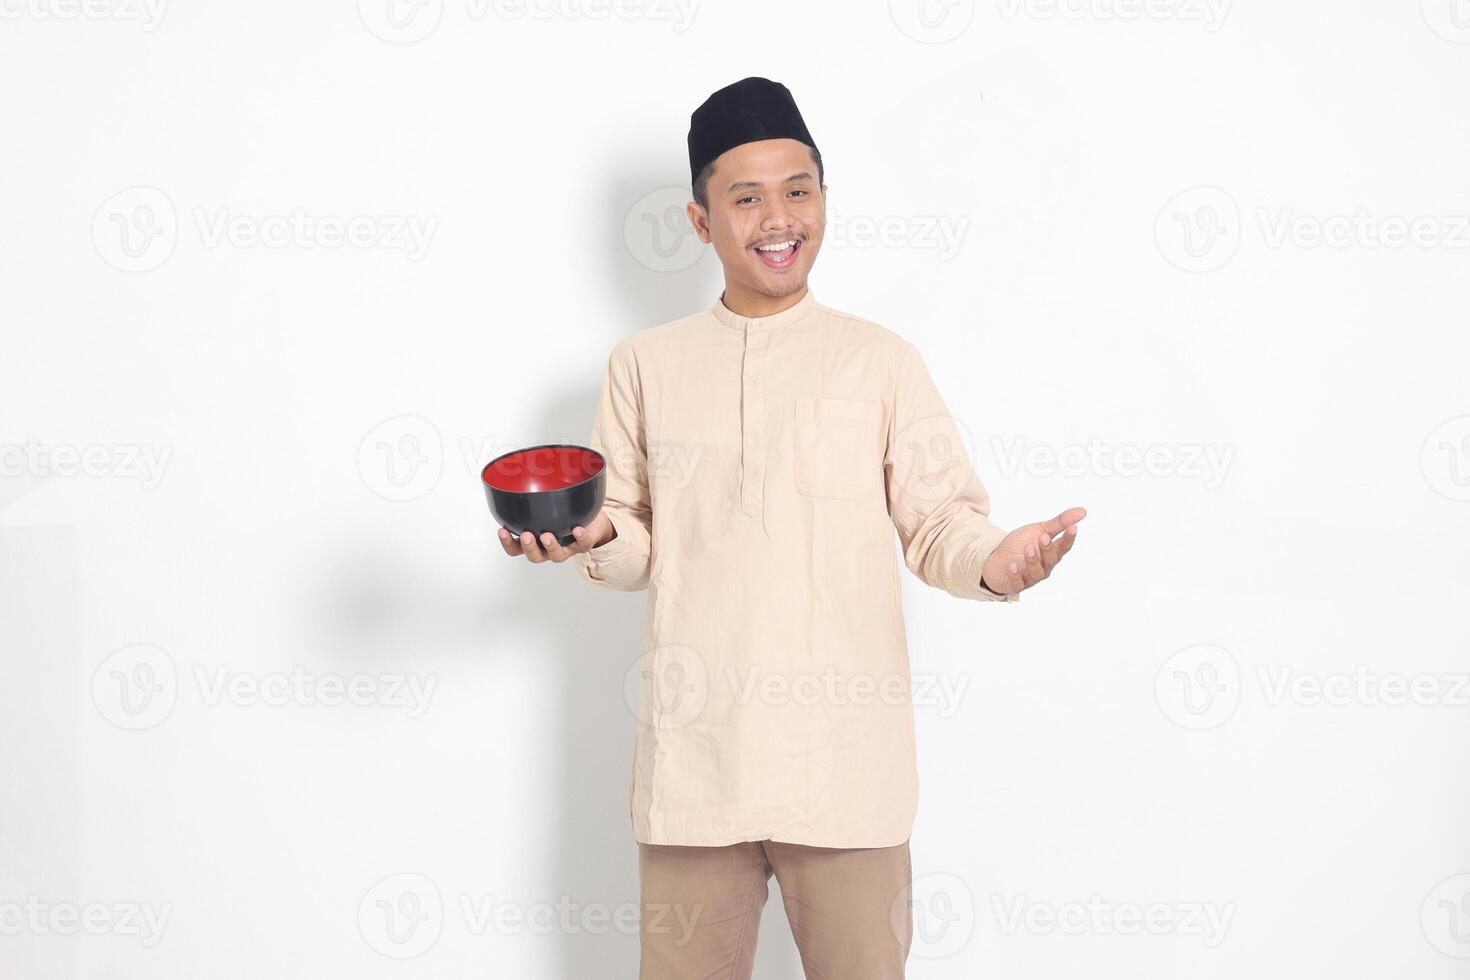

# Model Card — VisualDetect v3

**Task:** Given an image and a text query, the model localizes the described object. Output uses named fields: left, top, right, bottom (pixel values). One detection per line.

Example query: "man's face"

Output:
left=687, top=138, right=825, bottom=300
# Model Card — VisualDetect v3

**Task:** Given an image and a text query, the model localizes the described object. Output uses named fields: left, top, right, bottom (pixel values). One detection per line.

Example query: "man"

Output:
left=498, top=76, right=1085, bottom=979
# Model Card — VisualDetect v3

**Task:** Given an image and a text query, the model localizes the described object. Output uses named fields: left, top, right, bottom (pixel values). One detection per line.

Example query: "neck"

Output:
left=720, top=281, right=808, bottom=319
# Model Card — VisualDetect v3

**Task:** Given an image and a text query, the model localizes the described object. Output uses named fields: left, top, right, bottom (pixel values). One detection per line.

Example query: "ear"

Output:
left=685, top=201, right=712, bottom=244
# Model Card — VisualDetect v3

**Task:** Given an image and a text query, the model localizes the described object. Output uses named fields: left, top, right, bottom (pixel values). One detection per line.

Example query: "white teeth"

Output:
left=755, top=240, right=796, bottom=252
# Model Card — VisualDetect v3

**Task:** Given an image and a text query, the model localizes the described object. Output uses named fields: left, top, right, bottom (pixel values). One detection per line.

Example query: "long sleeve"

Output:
left=569, top=339, right=653, bottom=592
left=884, top=341, right=1018, bottom=602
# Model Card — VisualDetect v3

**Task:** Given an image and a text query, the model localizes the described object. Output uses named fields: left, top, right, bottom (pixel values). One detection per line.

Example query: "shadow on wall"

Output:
left=312, top=165, right=804, bottom=977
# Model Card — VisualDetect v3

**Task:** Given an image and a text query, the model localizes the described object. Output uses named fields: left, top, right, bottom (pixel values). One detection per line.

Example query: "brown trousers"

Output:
left=637, top=838, right=913, bottom=979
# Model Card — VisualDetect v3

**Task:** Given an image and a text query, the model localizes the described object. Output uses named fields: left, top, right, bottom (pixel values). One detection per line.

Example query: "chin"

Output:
left=751, top=276, right=807, bottom=299
left=748, top=260, right=810, bottom=291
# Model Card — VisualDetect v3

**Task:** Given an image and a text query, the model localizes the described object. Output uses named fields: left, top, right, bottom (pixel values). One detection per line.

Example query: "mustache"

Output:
left=748, top=233, right=806, bottom=248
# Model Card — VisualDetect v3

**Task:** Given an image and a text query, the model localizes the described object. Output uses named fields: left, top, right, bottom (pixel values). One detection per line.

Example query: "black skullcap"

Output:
left=687, top=77, right=818, bottom=187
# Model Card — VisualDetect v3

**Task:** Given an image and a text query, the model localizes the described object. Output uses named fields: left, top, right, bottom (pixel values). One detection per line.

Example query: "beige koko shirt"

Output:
left=570, top=288, right=1017, bottom=848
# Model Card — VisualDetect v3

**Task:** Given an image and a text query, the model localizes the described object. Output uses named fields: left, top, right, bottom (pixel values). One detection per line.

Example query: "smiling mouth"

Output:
left=752, top=238, right=800, bottom=270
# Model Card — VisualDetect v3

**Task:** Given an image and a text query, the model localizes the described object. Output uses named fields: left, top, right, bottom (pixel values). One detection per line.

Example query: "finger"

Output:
left=1038, top=525, right=1079, bottom=576
left=1038, top=507, right=1088, bottom=537
left=566, top=525, right=595, bottom=554
left=498, top=527, right=524, bottom=556
left=1040, top=520, right=1078, bottom=568
left=1038, top=533, right=1062, bottom=571
left=1022, top=541, right=1047, bottom=585
left=539, top=531, right=569, bottom=562
left=1051, top=523, right=1079, bottom=563
left=520, top=530, right=547, bottom=562
left=1034, top=525, right=1058, bottom=564
left=1006, top=560, right=1023, bottom=592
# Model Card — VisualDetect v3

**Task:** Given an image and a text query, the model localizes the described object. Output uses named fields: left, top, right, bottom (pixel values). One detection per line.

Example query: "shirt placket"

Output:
left=740, top=319, right=768, bottom=516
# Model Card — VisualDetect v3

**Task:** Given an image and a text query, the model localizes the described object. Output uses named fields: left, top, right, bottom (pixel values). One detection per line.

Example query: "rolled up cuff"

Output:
left=952, top=528, right=1020, bottom=603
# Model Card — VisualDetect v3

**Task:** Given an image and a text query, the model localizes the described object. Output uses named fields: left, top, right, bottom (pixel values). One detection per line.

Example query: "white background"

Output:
left=3, top=1, right=1468, bottom=977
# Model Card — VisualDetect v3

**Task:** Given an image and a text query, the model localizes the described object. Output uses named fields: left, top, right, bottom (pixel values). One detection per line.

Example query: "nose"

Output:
left=759, top=198, right=795, bottom=234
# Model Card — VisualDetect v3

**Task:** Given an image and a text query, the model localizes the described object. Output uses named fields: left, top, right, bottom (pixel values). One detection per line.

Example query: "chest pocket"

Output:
left=793, top=396, right=884, bottom=501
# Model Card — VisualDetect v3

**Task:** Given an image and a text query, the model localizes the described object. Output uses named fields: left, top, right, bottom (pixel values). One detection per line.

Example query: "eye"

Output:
left=736, top=195, right=759, bottom=205
left=789, top=189, right=809, bottom=198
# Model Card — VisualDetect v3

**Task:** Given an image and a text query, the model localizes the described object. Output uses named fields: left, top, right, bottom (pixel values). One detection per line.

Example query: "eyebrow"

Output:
left=726, top=172, right=815, bottom=193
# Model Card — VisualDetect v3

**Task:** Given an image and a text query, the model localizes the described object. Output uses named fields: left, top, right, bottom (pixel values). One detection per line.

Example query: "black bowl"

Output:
left=482, top=444, right=606, bottom=547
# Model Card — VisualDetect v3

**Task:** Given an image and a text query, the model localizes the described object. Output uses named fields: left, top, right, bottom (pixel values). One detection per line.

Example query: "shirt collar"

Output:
left=711, top=288, right=817, bottom=332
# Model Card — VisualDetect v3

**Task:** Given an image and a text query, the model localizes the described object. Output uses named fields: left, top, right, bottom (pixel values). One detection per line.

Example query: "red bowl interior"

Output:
left=482, top=445, right=604, bottom=493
